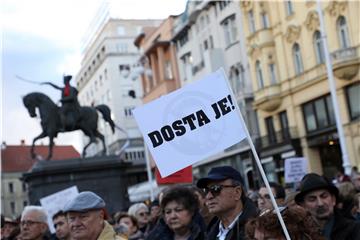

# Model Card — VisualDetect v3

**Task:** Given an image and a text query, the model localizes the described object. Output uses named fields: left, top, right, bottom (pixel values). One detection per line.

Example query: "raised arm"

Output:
left=41, top=82, right=62, bottom=90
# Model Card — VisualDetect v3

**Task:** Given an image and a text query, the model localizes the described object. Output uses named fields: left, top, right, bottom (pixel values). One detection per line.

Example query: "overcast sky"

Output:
left=1, top=0, right=187, bottom=153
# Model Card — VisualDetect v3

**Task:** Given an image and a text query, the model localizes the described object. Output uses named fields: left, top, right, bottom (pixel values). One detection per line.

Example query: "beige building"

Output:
left=240, top=1, right=359, bottom=181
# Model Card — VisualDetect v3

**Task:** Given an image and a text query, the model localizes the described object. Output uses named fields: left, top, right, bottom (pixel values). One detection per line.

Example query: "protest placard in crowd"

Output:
left=133, top=69, right=247, bottom=177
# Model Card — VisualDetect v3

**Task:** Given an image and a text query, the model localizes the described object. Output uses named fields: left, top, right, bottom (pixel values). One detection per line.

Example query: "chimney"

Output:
left=20, top=139, right=26, bottom=146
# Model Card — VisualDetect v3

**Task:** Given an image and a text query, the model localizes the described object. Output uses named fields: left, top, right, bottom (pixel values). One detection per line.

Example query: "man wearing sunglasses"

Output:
left=197, top=166, right=258, bottom=240
left=295, top=173, right=360, bottom=240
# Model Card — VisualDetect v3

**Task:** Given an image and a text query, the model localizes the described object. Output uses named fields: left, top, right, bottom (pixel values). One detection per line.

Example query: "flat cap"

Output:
left=63, top=191, right=105, bottom=212
left=197, top=166, right=244, bottom=188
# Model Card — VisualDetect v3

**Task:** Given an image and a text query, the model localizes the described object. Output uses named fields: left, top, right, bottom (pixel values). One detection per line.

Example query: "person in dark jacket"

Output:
left=197, top=166, right=258, bottom=240
left=20, top=206, right=50, bottom=240
left=146, top=186, right=206, bottom=240
left=295, top=173, right=360, bottom=240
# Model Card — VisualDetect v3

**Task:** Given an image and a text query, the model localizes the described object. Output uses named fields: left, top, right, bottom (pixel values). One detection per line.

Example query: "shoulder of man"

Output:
left=332, top=210, right=360, bottom=239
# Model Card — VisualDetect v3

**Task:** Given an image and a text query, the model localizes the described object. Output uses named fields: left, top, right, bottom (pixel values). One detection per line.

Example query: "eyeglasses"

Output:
left=258, top=194, right=271, bottom=200
left=138, top=212, right=149, bottom=217
left=259, top=206, right=287, bottom=217
left=20, top=220, right=43, bottom=227
left=203, top=184, right=238, bottom=197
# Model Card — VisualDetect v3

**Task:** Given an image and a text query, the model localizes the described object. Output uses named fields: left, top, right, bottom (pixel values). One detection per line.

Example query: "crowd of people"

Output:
left=2, top=165, right=360, bottom=240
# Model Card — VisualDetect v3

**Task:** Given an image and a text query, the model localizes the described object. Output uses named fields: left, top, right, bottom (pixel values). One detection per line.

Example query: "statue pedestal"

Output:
left=23, top=155, right=147, bottom=214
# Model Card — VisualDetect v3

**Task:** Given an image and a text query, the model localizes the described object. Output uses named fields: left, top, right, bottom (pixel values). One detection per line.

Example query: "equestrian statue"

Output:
left=22, top=75, right=126, bottom=160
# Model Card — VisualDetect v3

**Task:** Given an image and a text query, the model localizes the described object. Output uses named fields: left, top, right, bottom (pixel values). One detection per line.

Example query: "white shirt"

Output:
left=216, top=211, right=243, bottom=240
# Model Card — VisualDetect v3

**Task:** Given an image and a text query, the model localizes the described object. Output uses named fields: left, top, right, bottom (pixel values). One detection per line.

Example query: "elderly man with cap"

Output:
left=295, top=173, right=360, bottom=240
left=197, top=166, right=258, bottom=240
left=63, top=191, right=125, bottom=240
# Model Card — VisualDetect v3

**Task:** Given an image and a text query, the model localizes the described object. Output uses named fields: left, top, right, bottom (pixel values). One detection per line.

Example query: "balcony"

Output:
left=248, top=28, right=275, bottom=49
left=254, top=83, right=282, bottom=112
left=331, top=46, right=360, bottom=80
left=256, top=127, right=299, bottom=149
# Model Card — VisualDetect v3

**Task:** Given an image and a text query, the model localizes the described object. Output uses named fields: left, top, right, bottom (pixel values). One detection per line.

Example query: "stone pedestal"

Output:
left=22, top=155, right=147, bottom=214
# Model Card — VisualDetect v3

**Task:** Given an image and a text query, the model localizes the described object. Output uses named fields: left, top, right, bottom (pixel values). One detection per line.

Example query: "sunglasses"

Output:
left=203, top=184, right=238, bottom=196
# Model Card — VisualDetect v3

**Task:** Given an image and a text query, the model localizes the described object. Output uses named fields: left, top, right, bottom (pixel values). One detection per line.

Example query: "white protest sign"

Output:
left=133, top=69, right=247, bottom=177
left=285, top=157, right=308, bottom=183
left=40, top=186, right=79, bottom=233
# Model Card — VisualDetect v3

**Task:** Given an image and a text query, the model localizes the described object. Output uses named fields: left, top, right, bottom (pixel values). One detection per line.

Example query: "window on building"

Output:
left=337, top=16, right=350, bottom=49
left=22, top=182, right=27, bottom=191
left=117, top=26, right=125, bottom=35
left=261, top=12, right=270, bottom=29
left=265, top=116, right=277, bottom=144
left=104, top=69, right=108, bottom=80
left=248, top=10, right=256, bottom=33
left=268, top=63, right=277, bottom=85
left=239, top=64, right=246, bottom=90
left=346, top=83, right=360, bottom=120
left=179, top=32, right=189, bottom=47
left=222, top=15, right=237, bottom=47
left=165, top=61, right=173, bottom=79
left=279, top=111, right=290, bottom=139
left=10, top=202, right=15, bottom=214
left=302, top=95, right=336, bottom=133
left=230, top=67, right=241, bottom=94
left=292, top=43, right=304, bottom=75
left=204, top=40, right=208, bottom=50
left=209, top=35, right=214, bottom=49
left=285, top=1, right=294, bottom=16
left=124, top=107, right=135, bottom=117
left=219, top=0, right=230, bottom=10
left=314, top=31, right=325, bottom=64
left=9, top=182, right=13, bottom=193
left=117, top=43, right=128, bottom=53
left=256, top=61, right=264, bottom=89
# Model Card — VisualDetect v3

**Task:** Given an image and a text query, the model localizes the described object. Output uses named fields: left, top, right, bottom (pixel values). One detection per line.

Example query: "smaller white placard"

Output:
left=40, top=186, right=79, bottom=233
left=285, top=157, right=308, bottom=183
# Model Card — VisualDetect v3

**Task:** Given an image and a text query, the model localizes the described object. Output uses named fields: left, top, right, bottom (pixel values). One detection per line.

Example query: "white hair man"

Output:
left=20, top=206, right=49, bottom=240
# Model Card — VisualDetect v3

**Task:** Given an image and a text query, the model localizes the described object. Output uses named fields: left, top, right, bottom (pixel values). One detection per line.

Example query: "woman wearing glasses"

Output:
left=146, top=186, right=206, bottom=240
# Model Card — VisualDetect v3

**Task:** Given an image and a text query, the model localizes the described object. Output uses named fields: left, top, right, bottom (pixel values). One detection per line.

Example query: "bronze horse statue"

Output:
left=23, top=92, right=116, bottom=159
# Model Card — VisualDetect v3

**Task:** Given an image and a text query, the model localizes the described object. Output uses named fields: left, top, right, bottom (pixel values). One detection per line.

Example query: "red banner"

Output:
left=155, top=166, right=193, bottom=184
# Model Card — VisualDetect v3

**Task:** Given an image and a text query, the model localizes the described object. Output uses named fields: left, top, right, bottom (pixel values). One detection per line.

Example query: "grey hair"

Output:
left=21, top=206, right=48, bottom=224
left=128, top=203, right=148, bottom=217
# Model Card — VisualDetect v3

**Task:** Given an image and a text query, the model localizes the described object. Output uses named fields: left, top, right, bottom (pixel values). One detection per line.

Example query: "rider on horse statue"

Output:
left=42, top=75, right=80, bottom=131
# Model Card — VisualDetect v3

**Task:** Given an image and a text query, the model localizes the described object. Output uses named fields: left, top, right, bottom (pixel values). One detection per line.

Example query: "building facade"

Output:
left=1, top=143, right=80, bottom=218
left=170, top=1, right=260, bottom=188
left=76, top=16, right=162, bottom=160
left=240, top=1, right=359, bottom=181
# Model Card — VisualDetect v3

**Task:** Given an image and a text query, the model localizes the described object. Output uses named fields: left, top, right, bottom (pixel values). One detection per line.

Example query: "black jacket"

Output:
left=146, top=212, right=206, bottom=240
left=207, top=197, right=258, bottom=240
left=330, top=209, right=360, bottom=240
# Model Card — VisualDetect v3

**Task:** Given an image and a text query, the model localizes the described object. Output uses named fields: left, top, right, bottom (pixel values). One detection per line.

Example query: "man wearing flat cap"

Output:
left=295, top=173, right=360, bottom=240
left=197, top=166, right=257, bottom=240
left=63, top=191, right=125, bottom=240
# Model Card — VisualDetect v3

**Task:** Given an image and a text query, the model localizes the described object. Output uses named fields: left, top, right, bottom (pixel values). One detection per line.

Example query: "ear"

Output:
left=41, top=223, right=48, bottom=234
left=234, top=186, right=242, bottom=200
